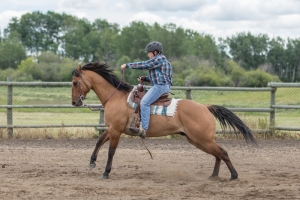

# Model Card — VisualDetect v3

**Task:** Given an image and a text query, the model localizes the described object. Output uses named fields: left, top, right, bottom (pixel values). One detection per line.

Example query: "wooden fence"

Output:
left=0, top=79, right=299, bottom=137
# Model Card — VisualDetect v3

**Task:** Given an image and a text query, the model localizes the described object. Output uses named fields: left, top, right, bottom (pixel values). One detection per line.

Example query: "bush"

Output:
left=241, top=69, right=281, bottom=87
left=0, top=68, right=17, bottom=81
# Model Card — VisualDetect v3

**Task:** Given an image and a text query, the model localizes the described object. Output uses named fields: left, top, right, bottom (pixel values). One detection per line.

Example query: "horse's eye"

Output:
left=73, top=82, right=77, bottom=86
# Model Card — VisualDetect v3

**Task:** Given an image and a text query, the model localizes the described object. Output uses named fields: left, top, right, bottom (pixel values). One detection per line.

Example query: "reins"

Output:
left=100, top=69, right=125, bottom=107
left=142, top=139, right=153, bottom=159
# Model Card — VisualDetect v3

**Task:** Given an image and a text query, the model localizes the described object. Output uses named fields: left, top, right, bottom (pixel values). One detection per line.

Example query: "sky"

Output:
left=1, top=0, right=300, bottom=40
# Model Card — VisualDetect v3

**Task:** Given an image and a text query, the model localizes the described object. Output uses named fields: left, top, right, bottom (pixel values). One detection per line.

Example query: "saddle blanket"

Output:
left=127, top=86, right=181, bottom=117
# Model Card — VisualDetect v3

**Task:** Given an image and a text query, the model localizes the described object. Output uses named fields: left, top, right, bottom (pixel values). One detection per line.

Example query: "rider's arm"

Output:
left=126, top=56, right=161, bottom=70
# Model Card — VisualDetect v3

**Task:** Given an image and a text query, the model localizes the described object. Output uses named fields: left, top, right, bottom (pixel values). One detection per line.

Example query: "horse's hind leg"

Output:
left=186, top=137, right=238, bottom=180
left=89, top=130, right=109, bottom=170
left=210, top=144, right=238, bottom=180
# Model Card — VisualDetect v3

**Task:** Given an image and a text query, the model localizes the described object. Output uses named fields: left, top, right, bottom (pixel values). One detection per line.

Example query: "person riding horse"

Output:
left=72, top=62, right=256, bottom=180
left=120, top=41, right=173, bottom=138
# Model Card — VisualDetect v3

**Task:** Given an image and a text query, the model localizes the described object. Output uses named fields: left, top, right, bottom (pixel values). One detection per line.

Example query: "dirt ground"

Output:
left=0, top=138, right=299, bottom=200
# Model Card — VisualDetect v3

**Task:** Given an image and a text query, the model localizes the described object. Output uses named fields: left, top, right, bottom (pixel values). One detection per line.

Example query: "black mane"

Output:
left=73, top=62, right=133, bottom=93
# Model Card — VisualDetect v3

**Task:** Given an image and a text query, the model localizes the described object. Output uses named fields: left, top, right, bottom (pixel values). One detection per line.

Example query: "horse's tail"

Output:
left=207, top=105, right=257, bottom=145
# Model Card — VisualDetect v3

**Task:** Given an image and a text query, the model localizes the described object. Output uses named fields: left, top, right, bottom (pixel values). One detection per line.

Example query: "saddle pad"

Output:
left=127, top=86, right=181, bottom=117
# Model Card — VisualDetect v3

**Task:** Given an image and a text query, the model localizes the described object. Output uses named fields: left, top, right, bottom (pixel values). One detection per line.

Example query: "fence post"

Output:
left=270, top=86, right=276, bottom=135
left=98, top=109, right=105, bottom=134
left=7, top=77, right=13, bottom=138
left=186, top=88, right=192, bottom=100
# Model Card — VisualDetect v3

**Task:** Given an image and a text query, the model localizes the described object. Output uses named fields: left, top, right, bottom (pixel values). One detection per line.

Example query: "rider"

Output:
left=121, top=41, right=173, bottom=138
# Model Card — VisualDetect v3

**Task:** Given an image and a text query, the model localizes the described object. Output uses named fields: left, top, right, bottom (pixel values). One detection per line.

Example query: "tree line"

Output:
left=0, top=11, right=299, bottom=86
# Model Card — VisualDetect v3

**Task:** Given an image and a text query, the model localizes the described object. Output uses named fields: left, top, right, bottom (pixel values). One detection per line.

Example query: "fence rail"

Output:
left=1, top=80, right=300, bottom=137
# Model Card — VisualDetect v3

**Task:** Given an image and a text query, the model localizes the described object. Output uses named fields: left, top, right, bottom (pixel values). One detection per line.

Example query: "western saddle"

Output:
left=129, top=83, right=172, bottom=134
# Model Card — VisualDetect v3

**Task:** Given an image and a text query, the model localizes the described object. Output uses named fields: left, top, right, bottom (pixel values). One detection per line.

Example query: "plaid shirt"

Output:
left=126, top=54, right=172, bottom=85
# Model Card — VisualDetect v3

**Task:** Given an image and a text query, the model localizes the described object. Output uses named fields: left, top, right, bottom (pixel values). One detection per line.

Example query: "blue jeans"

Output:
left=140, top=84, right=170, bottom=131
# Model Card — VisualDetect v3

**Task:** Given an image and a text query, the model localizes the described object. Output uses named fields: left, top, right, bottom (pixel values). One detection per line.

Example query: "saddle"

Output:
left=129, top=83, right=172, bottom=133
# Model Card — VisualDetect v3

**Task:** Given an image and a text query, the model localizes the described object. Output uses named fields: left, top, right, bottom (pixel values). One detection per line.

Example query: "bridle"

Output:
left=78, top=77, right=89, bottom=103
left=76, top=69, right=125, bottom=110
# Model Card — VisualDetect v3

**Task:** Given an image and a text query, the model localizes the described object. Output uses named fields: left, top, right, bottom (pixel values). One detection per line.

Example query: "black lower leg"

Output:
left=211, top=156, right=221, bottom=177
left=102, top=147, right=116, bottom=179
left=219, top=148, right=238, bottom=180
left=226, top=160, right=238, bottom=180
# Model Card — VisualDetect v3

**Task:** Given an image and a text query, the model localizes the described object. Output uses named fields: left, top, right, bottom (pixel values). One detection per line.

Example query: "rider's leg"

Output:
left=140, top=84, right=170, bottom=136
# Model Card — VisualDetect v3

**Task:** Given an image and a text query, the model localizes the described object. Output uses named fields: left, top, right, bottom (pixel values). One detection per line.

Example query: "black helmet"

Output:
left=145, top=41, right=163, bottom=53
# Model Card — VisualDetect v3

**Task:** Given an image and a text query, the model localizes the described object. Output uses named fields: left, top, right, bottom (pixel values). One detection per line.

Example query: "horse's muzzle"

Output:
left=72, top=100, right=83, bottom=107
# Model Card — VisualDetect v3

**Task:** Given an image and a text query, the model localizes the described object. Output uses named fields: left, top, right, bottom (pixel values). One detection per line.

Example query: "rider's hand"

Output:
left=137, top=76, right=144, bottom=83
left=121, top=64, right=126, bottom=70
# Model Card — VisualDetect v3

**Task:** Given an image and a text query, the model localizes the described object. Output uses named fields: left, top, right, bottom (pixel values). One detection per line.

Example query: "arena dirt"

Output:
left=0, top=138, right=299, bottom=200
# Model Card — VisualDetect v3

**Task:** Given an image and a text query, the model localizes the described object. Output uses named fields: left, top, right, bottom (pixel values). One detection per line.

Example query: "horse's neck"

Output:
left=91, top=77, right=128, bottom=106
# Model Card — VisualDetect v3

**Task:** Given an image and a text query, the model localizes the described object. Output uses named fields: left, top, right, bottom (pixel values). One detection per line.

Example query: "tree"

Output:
left=226, top=32, right=269, bottom=70
left=61, top=18, right=92, bottom=62
left=2, top=10, right=297, bottom=84
left=267, top=37, right=286, bottom=78
left=285, top=38, right=300, bottom=82
left=92, top=19, right=119, bottom=33
left=117, top=21, right=150, bottom=61
left=16, top=52, right=80, bottom=81
left=148, top=23, right=188, bottom=59
left=171, top=55, right=202, bottom=86
left=5, top=11, right=64, bottom=55
left=190, top=33, right=222, bottom=66
left=90, top=19, right=120, bottom=63
left=94, top=28, right=118, bottom=63
left=0, top=32, right=26, bottom=69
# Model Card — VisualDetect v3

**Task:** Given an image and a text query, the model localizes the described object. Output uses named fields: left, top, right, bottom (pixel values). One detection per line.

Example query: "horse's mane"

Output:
left=73, top=62, right=133, bottom=93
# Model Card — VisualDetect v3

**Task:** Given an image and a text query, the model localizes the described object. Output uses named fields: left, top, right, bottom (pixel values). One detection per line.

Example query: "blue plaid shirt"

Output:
left=126, top=54, right=172, bottom=86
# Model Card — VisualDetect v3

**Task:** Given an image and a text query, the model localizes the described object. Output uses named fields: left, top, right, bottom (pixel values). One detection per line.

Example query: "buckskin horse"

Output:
left=71, top=62, right=256, bottom=180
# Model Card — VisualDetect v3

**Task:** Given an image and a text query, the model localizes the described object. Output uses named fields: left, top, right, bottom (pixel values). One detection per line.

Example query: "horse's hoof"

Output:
left=101, top=175, right=109, bottom=179
left=88, top=163, right=96, bottom=171
left=229, top=176, right=238, bottom=181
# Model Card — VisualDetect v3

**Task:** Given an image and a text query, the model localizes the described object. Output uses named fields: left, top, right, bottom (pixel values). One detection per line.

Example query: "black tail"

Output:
left=207, top=105, right=257, bottom=145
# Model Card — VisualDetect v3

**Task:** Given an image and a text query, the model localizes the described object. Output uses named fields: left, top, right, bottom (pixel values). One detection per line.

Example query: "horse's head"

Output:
left=71, top=65, right=91, bottom=107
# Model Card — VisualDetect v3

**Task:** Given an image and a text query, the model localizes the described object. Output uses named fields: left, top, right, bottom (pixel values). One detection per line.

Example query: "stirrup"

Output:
left=129, top=127, right=146, bottom=138
left=139, top=130, right=146, bottom=139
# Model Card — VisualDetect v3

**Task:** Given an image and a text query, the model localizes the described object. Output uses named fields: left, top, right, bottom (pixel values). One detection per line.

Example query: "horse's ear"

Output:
left=72, top=65, right=82, bottom=77
left=75, top=65, right=82, bottom=76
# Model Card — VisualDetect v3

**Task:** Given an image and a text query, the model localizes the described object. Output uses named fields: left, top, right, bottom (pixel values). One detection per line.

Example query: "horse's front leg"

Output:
left=102, top=129, right=121, bottom=179
left=89, top=130, right=109, bottom=170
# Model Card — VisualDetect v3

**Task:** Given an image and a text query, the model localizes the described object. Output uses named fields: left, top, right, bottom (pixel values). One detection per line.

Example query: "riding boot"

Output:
left=139, top=129, right=146, bottom=139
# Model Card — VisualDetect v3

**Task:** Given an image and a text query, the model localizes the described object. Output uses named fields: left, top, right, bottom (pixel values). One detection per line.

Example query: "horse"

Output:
left=71, top=62, right=257, bottom=180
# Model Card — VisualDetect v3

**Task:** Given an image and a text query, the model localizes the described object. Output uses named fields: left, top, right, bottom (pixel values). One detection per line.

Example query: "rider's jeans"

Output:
left=140, top=84, right=170, bottom=131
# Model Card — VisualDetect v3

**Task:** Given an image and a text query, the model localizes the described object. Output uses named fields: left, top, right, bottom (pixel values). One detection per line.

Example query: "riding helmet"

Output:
left=145, top=41, right=163, bottom=53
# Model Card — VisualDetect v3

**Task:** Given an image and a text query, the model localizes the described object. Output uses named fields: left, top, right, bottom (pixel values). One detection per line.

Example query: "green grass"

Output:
left=0, top=86, right=100, bottom=105
left=275, top=88, right=300, bottom=105
left=0, top=85, right=299, bottom=138
left=0, top=112, right=100, bottom=125
left=171, top=89, right=271, bottom=108
left=1, top=86, right=299, bottom=107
